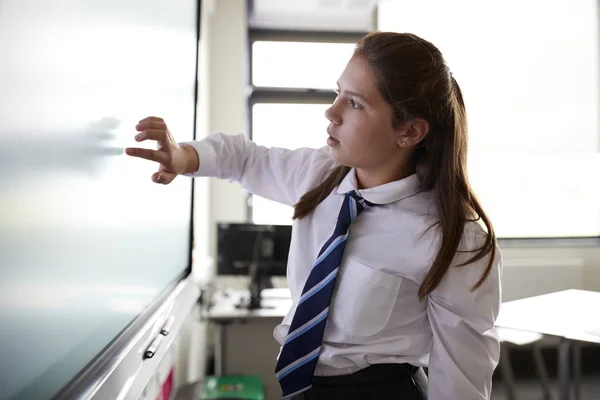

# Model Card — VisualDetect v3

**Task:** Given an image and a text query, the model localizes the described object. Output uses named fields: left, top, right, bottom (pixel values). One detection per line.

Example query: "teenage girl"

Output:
left=127, top=31, right=502, bottom=400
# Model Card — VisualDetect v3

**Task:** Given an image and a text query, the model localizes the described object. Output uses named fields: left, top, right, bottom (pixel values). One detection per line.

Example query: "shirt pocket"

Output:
left=331, top=259, right=403, bottom=337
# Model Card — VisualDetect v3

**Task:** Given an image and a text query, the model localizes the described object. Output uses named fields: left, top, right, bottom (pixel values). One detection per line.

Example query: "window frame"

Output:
left=245, top=27, right=368, bottom=222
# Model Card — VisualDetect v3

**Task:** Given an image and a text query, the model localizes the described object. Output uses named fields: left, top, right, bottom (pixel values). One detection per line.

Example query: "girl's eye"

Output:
left=334, top=89, right=361, bottom=109
left=349, top=99, right=361, bottom=109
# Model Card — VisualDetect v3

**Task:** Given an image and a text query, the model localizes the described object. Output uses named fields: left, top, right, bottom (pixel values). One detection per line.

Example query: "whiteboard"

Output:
left=0, top=1, right=198, bottom=399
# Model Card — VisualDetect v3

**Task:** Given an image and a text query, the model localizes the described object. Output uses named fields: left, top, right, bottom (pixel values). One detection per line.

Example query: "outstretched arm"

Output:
left=126, top=116, right=335, bottom=206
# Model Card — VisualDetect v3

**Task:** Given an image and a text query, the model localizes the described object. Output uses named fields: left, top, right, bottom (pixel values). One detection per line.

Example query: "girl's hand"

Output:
left=125, top=116, right=198, bottom=184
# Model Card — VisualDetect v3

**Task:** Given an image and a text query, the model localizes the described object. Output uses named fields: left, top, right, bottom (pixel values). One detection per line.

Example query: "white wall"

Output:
left=501, top=246, right=600, bottom=301
left=193, top=0, right=248, bottom=284
left=175, top=0, right=249, bottom=390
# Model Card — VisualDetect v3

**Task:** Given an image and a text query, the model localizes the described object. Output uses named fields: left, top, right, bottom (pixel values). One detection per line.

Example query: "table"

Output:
left=201, top=288, right=292, bottom=376
left=495, top=289, right=600, bottom=400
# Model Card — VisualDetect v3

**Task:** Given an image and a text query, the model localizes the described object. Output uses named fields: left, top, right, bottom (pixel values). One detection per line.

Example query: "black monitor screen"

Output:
left=217, top=223, right=292, bottom=277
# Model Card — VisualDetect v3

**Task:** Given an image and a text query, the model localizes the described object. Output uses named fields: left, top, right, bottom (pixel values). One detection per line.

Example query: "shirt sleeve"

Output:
left=426, top=226, right=502, bottom=400
left=180, top=132, right=335, bottom=206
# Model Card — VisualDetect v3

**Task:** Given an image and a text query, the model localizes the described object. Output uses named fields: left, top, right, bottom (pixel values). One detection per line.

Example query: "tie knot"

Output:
left=347, top=190, right=379, bottom=209
left=338, top=191, right=379, bottom=228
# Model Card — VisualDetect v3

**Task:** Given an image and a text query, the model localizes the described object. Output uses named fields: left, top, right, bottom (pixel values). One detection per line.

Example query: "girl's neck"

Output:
left=355, top=163, right=415, bottom=189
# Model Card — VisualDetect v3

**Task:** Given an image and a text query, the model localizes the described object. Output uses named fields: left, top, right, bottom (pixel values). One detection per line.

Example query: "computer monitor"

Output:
left=217, top=223, right=291, bottom=309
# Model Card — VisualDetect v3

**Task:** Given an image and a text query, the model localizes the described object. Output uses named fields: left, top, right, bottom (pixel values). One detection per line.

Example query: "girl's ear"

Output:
left=397, top=117, right=429, bottom=148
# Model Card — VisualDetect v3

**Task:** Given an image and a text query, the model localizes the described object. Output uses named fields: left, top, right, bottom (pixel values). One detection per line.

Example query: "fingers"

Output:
left=129, top=117, right=178, bottom=185
left=152, top=171, right=177, bottom=185
left=138, top=116, right=165, bottom=124
left=125, top=147, right=167, bottom=163
left=135, top=129, right=167, bottom=142
left=136, top=120, right=167, bottom=131
left=137, top=116, right=167, bottom=131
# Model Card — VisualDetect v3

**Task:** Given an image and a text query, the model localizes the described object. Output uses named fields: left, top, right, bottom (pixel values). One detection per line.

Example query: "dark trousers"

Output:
left=291, top=364, right=426, bottom=400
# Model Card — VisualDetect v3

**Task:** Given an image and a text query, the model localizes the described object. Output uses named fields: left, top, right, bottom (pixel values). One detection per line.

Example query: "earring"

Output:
left=401, top=141, right=407, bottom=147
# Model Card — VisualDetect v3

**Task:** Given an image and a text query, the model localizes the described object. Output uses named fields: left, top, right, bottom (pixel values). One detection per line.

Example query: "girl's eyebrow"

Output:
left=336, top=81, right=369, bottom=104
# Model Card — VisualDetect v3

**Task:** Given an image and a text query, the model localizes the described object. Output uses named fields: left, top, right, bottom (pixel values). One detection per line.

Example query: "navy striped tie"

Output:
left=275, top=190, right=378, bottom=399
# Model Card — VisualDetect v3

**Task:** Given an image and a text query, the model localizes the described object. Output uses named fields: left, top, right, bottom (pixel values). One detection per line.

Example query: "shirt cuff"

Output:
left=179, top=140, right=218, bottom=177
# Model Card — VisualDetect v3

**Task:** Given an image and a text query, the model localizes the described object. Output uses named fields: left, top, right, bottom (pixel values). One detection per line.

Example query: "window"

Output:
left=378, top=0, right=600, bottom=238
left=251, top=103, right=330, bottom=224
left=248, top=31, right=364, bottom=225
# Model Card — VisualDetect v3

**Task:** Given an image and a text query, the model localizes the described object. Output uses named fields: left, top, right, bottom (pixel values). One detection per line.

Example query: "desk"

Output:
left=496, top=289, right=600, bottom=400
left=201, top=288, right=292, bottom=376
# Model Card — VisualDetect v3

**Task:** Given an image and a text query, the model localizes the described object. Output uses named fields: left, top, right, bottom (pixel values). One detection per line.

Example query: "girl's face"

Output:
left=325, top=55, right=406, bottom=177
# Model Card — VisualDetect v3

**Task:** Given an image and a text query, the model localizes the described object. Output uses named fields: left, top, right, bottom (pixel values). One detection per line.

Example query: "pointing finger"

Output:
left=125, top=147, right=166, bottom=163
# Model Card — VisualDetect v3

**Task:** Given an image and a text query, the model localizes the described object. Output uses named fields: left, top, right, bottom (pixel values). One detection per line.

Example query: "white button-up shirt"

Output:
left=184, top=133, right=502, bottom=400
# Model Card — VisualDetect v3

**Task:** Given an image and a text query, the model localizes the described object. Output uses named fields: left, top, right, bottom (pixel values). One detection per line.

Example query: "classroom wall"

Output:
left=193, top=0, right=248, bottom=283
left=174, top=0, right=250, bottom=390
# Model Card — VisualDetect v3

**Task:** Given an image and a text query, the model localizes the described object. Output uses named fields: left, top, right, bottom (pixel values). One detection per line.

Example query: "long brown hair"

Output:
left=293, top=31, right=496, bottom=299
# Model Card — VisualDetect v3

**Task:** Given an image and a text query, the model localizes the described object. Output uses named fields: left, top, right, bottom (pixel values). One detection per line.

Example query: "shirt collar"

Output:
left=336, top=168, right=422, bottom=205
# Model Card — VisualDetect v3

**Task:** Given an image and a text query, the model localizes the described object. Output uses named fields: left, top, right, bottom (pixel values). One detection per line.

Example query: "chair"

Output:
left=498, top=327, right=552, bottom=400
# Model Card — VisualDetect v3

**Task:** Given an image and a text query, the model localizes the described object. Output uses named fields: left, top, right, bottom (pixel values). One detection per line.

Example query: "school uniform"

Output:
left=183, top=133, right=502, bottom=400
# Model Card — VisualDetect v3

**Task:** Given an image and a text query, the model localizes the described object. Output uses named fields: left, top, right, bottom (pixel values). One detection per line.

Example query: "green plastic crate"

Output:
left=199, top=375, right=264, bottom=400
